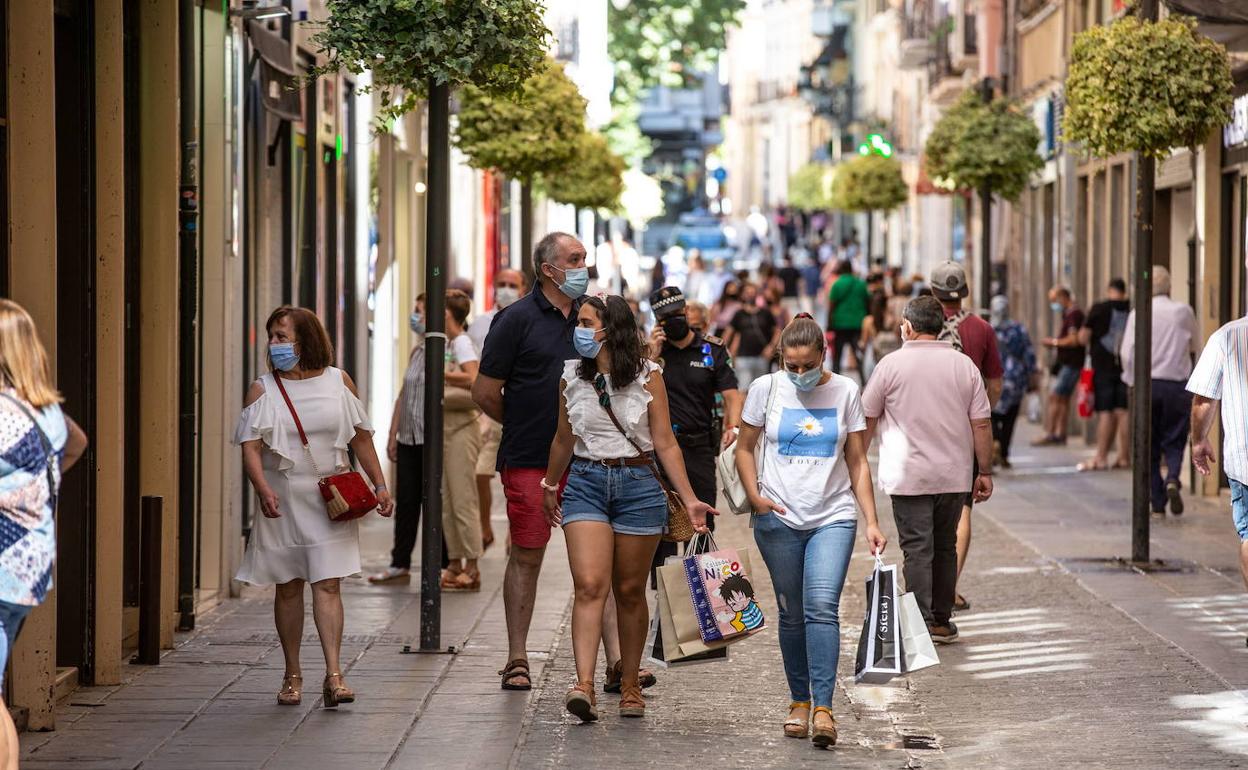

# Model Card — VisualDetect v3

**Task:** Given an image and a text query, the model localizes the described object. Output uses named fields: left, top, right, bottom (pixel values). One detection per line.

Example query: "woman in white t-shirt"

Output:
left=441, top=290, right=485, bottom=591
left=734, top=313, right=887, bottom=748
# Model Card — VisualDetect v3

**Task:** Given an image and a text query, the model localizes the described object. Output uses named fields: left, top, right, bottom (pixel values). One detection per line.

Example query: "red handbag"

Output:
left=272, top=372, right=378, bottom=521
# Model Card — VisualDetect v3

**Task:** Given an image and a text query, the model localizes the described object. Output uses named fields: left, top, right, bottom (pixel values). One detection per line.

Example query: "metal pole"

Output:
left=865, top=210, right=874, bottom=267
left=134, top=496, right=163, bottom=665
left=1131, top=0, right=1159, bottom=564
left=980, top=77, right=994, bottom=310
left=520, top=182, right=534, bottom=276
left=420, top=81, right=450, bottom=650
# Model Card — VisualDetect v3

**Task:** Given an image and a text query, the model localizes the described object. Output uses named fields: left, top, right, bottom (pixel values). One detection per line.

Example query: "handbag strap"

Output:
left=0, top=393, right=58, bottom=504
left=589, top=374, right=677, bottom=497
left=270, top=374, right=325, bottom=479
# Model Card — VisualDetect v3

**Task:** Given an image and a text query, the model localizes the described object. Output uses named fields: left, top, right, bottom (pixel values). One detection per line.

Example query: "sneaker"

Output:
left=367, top=567, right=410, bottom=584
left=928, top=622, right=959, bottom=644
left=1166, top=481, right=1184, bottom=515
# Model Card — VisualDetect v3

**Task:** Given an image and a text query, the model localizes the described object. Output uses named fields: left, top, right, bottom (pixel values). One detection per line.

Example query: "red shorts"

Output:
left=501, top=466, right=566, bottom=550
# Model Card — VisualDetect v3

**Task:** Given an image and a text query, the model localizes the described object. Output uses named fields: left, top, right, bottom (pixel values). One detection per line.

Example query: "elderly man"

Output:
left=862, top=295, right=994, bottom=644
left=1121, top=266, right=1199, bottom=515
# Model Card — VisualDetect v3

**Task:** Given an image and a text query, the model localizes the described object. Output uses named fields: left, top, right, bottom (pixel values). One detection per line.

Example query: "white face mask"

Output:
left=495, top=286, right=521, bottom=308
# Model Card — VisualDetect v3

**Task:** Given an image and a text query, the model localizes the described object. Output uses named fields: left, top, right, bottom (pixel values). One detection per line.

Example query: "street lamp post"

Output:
left=979, top=77, right=994, bottom=310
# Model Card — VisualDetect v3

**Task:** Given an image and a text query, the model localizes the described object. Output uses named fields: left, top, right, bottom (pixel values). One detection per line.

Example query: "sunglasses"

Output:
left=593, top=373, right=611, bottom=408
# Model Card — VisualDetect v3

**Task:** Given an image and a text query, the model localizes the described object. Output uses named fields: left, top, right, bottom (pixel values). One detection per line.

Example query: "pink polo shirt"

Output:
left=861, top=339, right=992, bottom=496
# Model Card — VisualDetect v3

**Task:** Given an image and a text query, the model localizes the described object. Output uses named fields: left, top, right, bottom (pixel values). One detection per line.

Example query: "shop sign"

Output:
left=1224, top=93, right=1248, bottom=149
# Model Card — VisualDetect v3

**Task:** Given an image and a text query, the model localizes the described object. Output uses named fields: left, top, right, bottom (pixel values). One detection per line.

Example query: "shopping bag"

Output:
left=853, top=555, right=903, bottom=685
left=649, top=581, right=730, bottom=668
left=1025, top=392, right=1042, bottom=424
left=1075, top=367, right=1094, bottom=419
left=682, top=535, right=766, bottom=643
left=656, top=537, right=762, bottom=662
left=897, top=591, right=940, bottom=674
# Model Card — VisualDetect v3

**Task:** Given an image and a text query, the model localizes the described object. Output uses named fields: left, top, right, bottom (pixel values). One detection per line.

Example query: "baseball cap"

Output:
left=649, top=286, right=686, bottom=319
left=929, top=261, right=968, bottom=300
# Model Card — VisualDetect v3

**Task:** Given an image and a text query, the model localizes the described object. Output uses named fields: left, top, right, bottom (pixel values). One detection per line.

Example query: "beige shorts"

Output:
left=475, top=417, right=502, bottom=476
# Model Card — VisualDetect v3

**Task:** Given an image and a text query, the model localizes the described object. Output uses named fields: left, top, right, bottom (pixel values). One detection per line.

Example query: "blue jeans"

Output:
left=752, top=515, right=856, bottom=709
left=0, top=601, right=30, bottom=693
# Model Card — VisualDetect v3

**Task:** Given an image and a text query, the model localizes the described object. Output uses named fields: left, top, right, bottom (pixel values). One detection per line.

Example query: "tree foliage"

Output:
left=925, top=91, right=1044, bottom=201
left=1064, top=14, right=1232, bottom=159
left=607, top=0, right=746, bottom=104
left=787, top=163, right=836, bottom=211
left=542, top=133, right=626, bottom=212
left=830, top=155, right=908, bottom=212
left=455, top=59, right=587, bottom=184
left=313, top=0, right=550, bottom=127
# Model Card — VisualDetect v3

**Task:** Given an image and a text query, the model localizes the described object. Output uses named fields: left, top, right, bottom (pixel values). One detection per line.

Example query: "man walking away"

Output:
left=862, top=296, right=994, bottom=643
left=1034, top=286, right=1085, bottom=446
left=468, top=268, right=528, bottom=551
left=1188, top=303, right=1248, bottom=642
left=1121, top=266, right=1198, bottom=515
left=929, top=261, right=1002, bottom=613
left=777, top=254, right=803, bottom=317
left=1078, top=278, right=1131, bottom=471
left=826, top=260, right=871, bottom=377
left=473, top=233, right=587, bottom=691
left=723, top=282, right=778, bottom=391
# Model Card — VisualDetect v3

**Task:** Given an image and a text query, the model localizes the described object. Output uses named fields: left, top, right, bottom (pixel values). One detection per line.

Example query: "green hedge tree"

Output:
left=787, top=163, right=836, bottom=212
left=543, top=132, right=626, bottom=213
left=925, top=90, right=1044, bottom=201
left=456, top=59, right=588, bottom=271
left=830, top=154, right=907, bottom=213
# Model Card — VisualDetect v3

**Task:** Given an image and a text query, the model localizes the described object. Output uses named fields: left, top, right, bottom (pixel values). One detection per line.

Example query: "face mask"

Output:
left=1050, top=301, right=1063, bottom=313
left=661, top=316, right=691, bottom=340
left=573, top=326, right=603, bottom=358
left=787, top=367, right=823, bottom=392
left=495, top=287, right=520, bottom=308
left=549, top=265, right=590, bottom=298
left=269, top=342, right=300, bottom=372
left=409, top=312, right=425, bottom=335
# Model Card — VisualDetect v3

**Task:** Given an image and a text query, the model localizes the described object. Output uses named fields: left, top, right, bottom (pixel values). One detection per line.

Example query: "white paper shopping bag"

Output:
left=898, top=591, right=940, bottom=674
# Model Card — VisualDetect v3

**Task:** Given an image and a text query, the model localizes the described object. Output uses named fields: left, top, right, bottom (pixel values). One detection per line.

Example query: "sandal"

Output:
left=811, top=706, right=838, bottom=748
left=277, top=673, right=302, bottom=706
left=440, top=568, right=464, bottom=591
left=453, top=569, right=481, bottom=592
left=500, top=659, right=532, bottom=691
left=784, top=701, right=811, bottom=738
left=565, top=681, right=598, bottom=723
left=322, top=672, right=354, bottom=708
left=1076, top=460, right=1107, bottom=472
left=603, top=661, right=657, bottom=693
left=619, top=683, right=645, bottom=718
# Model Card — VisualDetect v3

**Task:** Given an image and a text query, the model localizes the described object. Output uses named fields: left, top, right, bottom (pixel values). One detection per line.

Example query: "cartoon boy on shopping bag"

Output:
left=716, top=574, right=764, bottom=633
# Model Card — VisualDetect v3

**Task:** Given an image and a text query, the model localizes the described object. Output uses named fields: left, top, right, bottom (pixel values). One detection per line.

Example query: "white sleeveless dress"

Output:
left=233, top=367, right=372, bottom=585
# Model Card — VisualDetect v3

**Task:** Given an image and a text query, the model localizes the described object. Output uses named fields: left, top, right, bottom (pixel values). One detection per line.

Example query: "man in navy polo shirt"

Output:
left=473, top=231, right=587, bottom=691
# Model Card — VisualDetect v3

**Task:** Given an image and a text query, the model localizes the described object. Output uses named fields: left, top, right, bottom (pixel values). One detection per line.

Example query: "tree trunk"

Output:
left=520, top=182, right=534, bottom=276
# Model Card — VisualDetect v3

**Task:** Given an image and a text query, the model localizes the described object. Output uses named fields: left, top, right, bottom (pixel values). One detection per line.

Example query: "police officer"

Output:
left=648, top=287, right=742, bottom=566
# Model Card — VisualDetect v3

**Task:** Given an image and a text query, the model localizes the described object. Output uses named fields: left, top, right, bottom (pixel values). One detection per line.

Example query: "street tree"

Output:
left=787, top=162, right=837, bottom=212
left=543, top=132, right=627, bottom=215
left=313, top=0, right=550, bottom=649
left=456, top=59, right=588, bottom=271
left=925, top=90, right=1043, bottom=202
left=1064, top=9, right=1233, bottom=562
left=830, top=154, right=907, bottom=264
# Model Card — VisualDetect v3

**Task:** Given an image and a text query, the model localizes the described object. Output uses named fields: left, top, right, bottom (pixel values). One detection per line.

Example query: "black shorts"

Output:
left=1093, top=370, right=1128, bottom=412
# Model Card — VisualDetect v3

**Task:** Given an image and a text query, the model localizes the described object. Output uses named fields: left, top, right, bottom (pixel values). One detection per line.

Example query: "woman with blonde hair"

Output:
left=235, top=306, right=393, bottom=708
left=0, top=299, right=87, bottom=768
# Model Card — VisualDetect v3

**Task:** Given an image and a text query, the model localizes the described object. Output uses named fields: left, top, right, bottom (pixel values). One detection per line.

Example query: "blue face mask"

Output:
left=1050, top=301, right=1064, bottom=313
left=269, top=342, right=300, bottom=372
left=573, top=326, right=603, bottom=358
left=551, top=265, right=590, bottom=298
left=409, top=312, right=425, bottom=335
left=787, top=367, right=823, bottom=392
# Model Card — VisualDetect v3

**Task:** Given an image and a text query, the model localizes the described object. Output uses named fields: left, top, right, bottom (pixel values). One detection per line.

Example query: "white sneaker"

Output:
left=367, top=567, right=410, bottom=584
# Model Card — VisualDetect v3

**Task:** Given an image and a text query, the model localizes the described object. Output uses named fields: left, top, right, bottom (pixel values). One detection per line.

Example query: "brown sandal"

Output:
left=565, top=681, right=598, bottom=722
left=322, top=672, right=354, bottom=708
left=500, top=659, right=532, bottom=690
left=277, top=673, right=302, bottom=706
left=619, top=683, right=645, bottom=718
left=604, top=660, right=657, bottom=693
left=454, top=569, right=481, bottom=592
left=784, top=701, right=810, bottom=738
left=811, top=706, right=838, bottom=747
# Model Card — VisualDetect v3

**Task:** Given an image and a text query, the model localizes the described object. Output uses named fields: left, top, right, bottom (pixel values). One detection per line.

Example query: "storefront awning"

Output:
left=247, top=21, right=302, bottom=123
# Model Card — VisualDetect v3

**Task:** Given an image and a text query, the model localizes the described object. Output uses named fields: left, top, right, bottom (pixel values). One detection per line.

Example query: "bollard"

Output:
left=133, top=496, right=162, bottom=665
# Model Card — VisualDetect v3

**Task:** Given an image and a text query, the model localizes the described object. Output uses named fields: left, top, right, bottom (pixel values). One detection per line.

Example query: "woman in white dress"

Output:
left=235, top=306, right=393, bottom=708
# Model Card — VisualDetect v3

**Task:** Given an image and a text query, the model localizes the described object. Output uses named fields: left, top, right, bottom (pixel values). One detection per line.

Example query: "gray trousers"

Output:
left=890, top=493, right=965, bottom=626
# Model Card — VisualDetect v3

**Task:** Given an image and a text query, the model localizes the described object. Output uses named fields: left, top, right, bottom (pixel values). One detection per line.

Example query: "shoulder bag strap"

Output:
left=759, top=373, right=779, bottom=482
left=270, top=374, right=324, bottom=478
left=0, top=393, right=58, bottom=501
left=589, top=375, right=678, bottom=496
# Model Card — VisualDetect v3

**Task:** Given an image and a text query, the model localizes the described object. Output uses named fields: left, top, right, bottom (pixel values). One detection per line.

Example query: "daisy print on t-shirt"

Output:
left=777, top=408, right=839, bottom=458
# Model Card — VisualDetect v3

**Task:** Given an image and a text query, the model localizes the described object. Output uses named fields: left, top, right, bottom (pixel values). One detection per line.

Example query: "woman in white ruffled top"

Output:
left=234, top=306, right=393, bottom=709
left=541, top=295, right=715, bottom=723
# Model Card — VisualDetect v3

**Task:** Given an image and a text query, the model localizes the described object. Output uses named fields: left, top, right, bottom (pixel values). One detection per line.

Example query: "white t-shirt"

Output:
left=741, top=372, right=866, bottom=530
left=467, top=308, right=498, bottom=356
left=447, top=334, right=478, bottom=370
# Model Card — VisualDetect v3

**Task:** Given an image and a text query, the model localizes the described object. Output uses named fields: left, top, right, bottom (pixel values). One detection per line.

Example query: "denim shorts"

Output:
left=560, top=457, right=669, bottom=536
left=1231, top=479, right=1248, bottom=541
left=0, top=601, right=31, bottom=692
left=1052, top=364, right=1081, bottom=397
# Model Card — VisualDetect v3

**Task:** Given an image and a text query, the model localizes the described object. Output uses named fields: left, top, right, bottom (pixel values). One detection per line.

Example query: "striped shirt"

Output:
left=1187, top=317, right=1248, bottom=484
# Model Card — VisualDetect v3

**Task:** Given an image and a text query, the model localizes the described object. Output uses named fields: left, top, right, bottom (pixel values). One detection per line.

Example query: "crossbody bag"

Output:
left=589, top=374, right=693, bottom=543
left=271, top=374, right=377, bottom=522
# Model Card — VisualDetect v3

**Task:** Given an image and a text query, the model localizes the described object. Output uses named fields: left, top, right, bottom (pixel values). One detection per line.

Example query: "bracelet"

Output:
left=539, top=477, right=560, bottom=492
left=374, top=483, right=387, bottom=491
